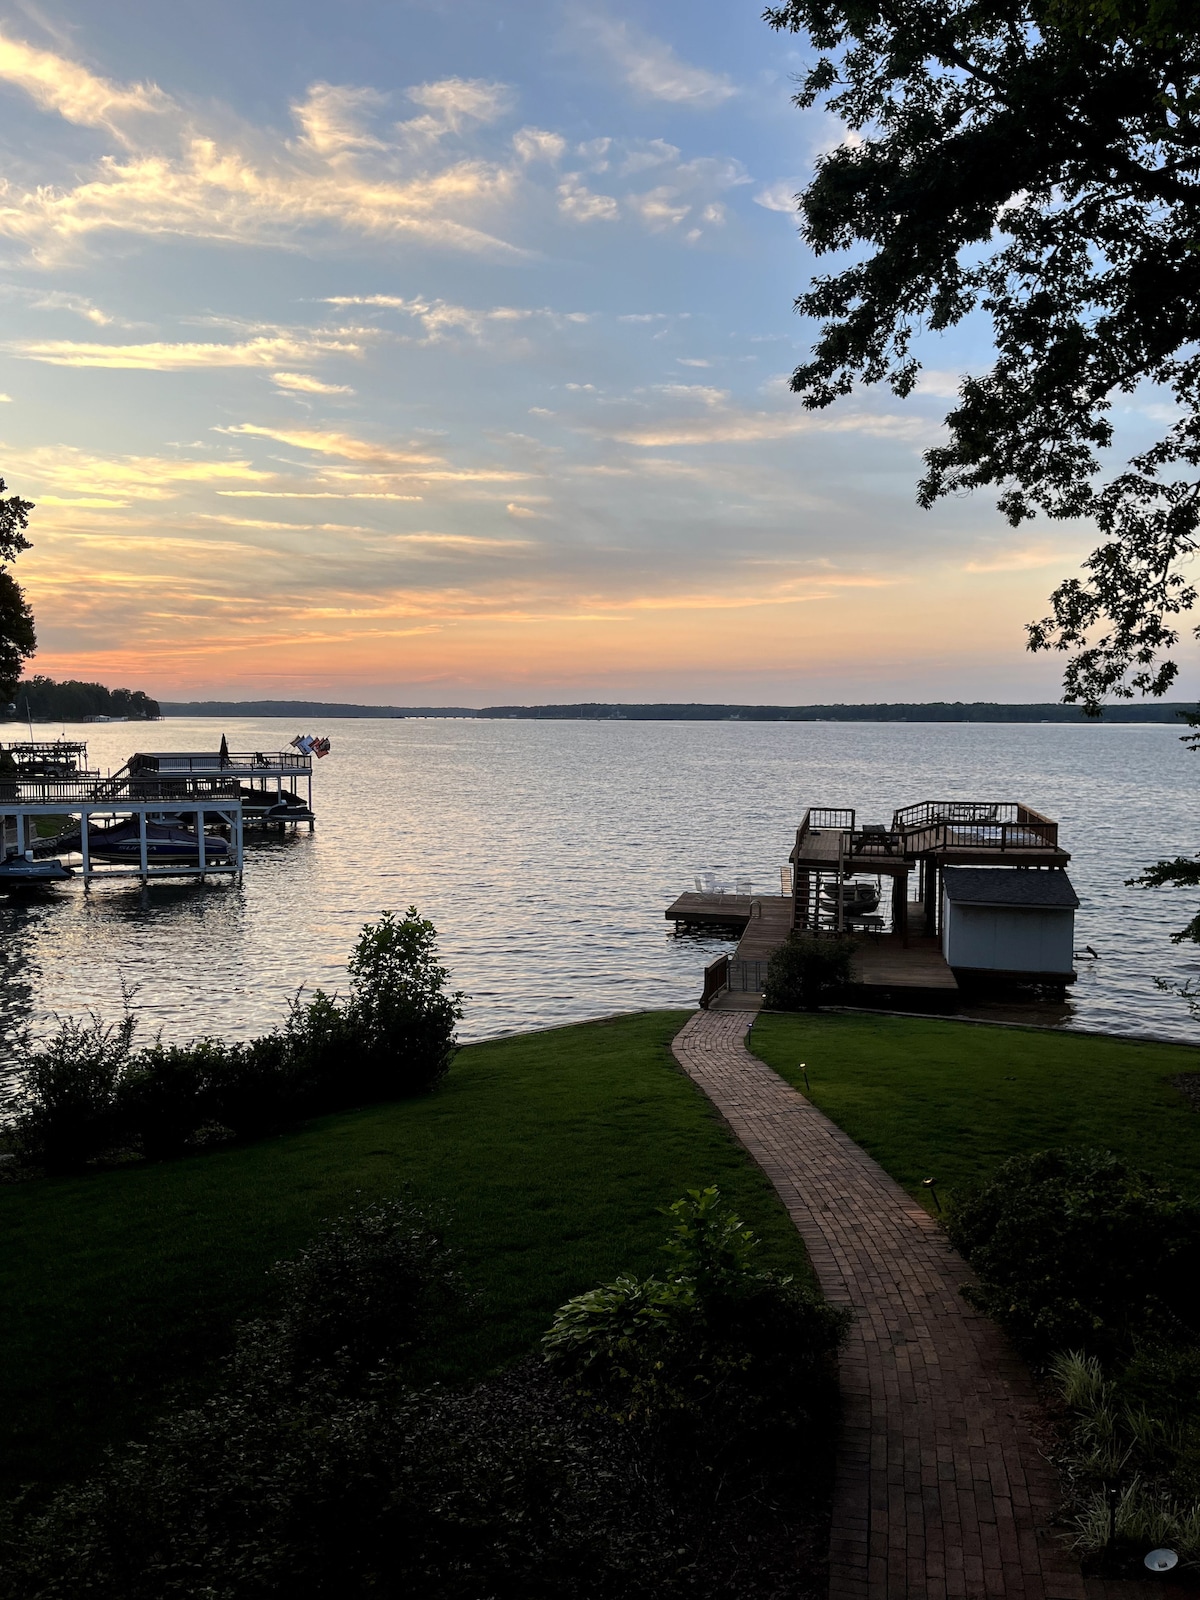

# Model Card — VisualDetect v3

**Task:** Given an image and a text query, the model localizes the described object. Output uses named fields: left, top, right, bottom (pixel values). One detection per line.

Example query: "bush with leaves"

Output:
left=0, top=1199, right=677, bottom=1600
left=543, top=1187, right=850, bottom=1458
left=337, top=908, right=464, bottom=1100
left=5, top=911, right=463, bottom=1173
left=262, top=1195, right=461, bottom=1387
left=763, top=932, right=856, bottom=1011
left=11, top=1011, right=136, bottom=1172
left=947, top=1148, right=1200, bottom=1360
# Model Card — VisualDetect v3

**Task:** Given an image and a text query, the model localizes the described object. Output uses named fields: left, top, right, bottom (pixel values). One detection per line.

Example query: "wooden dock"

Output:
left=668, top=889, right=960, bottom=1013
left=849, top=933, right=959, bottom=1010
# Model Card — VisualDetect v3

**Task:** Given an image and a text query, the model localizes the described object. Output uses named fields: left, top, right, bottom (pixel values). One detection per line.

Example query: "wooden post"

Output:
left=80, top=806, right=91, bottom=885
left=15, top=810, right=25, bottom=855
left=138, top=809, right=149, bottom=881
left=196, top=808, right=207, bottom=875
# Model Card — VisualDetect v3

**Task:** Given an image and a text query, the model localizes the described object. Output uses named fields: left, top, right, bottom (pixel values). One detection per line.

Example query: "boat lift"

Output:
left=1, top=742, right=244, bottom=884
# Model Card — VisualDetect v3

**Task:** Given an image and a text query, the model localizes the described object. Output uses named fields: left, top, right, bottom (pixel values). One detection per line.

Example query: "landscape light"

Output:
left=1145, top=1549, right=1178, bottom=1572
left=800, top=1061, right=811, bottom=1092
left=922, top=1177, right=941, bottom=1212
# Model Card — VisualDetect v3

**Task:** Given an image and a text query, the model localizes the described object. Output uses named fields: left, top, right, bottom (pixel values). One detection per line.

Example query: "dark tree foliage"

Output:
left=0, top=478, right=35, bottom=702
left=13, top=675, right=161, bottom=721
left=765, top=0, right=1200, bottom=708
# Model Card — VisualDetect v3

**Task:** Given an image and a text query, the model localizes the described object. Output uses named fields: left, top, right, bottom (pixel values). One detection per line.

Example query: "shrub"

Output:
left=947, top=1148, right=1200, bottom=1359
left=264, top=1195, right=460, bottom=1386
left=543, top=1188, right=850, bottom=1454
left=0, top=1203, right=674, bottom=1600
left=114, top=1040, right=211, bottom=1159
left=763, top=932, right=856, bottom=1011
left=338, top=908, right=464, bottom=1100
left=11, top=1012, right=136, bottom=1172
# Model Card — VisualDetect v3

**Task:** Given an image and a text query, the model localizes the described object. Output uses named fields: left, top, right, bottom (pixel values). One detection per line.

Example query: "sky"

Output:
left=0, top=0, right=1185, bottom=706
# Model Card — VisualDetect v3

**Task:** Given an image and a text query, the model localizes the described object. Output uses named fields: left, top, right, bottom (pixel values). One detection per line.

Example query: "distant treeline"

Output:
left=8, top=675, right=161, bottom=721
left=159, top=697, right=1198, bottom=723
left=160, top=699, right=477, bottom=718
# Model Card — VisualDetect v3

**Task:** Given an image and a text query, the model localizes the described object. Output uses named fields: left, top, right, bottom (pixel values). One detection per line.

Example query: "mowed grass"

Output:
left=750, top=1011, right=1200, bottom=1205
left=0, top=1011, right=811, bottom=1489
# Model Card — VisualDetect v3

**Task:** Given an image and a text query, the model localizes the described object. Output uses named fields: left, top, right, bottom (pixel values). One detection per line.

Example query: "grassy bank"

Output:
left=750, top=1011, right=1200, bottom=1202
left=0, top=1010, right=812, bottom=1489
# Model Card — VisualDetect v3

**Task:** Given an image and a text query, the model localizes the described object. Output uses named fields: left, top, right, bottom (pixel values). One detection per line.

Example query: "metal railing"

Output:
left=727, top=959, right=768, bottom=994
left=889, top=799, right=1059, bottom=851
left=2, top=775, right=243, bottom=804
left=131, top=750, right=312, bottom=774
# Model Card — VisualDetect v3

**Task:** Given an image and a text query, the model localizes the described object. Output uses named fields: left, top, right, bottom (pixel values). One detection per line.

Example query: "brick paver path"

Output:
left=672, top=1009, right=1088, bottom=1600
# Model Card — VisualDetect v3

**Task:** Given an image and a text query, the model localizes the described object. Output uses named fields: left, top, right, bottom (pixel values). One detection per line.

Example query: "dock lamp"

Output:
left=923, top=1177, right=941, bottom=1212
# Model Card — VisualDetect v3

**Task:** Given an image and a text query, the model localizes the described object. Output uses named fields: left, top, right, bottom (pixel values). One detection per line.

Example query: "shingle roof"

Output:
left=941, top=866, right=1079, bottom=909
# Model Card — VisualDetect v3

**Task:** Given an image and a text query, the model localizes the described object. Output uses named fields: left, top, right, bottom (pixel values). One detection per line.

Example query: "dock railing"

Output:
left=700, top=954, right=730, bottom=1009
left=890, top=800, right=1059, bottom=854
left=9, top=774, right=244, bottom=805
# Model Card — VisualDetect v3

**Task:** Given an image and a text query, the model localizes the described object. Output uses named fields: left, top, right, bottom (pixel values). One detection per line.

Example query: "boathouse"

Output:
left=940, top=866, right=1078, bottom=982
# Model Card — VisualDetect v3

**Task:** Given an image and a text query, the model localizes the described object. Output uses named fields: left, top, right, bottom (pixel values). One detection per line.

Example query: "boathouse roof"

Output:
left=941, top=866, right=1079, bottom=910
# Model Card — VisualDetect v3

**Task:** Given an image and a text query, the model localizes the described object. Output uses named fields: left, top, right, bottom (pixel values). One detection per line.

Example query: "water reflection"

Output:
left=0, top=716, right=1197, bottom=1104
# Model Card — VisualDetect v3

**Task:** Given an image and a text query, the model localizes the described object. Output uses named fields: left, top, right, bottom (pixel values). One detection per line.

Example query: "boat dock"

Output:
left=0, top=738, right=320, bottom=884
left=667, top=797, right=1074, bottom=1014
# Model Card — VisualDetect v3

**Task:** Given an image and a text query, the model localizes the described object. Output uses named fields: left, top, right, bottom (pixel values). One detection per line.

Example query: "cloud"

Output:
left=0, top=393, right=10, bottom=402
left=557, top=175, right=619, bottom=222
left=754, top=180, right=798, bottom=214
left=0, top=29, right=170, bottom=140
left=604, top=390, right=932, bottom=447
left=217, top=422, right=442, bottom=466
left=322, top=293, right=591, bottom=343
left=0, top=39, right=527, bottom=263
left=914, top=369, right=966, bottom=398
left=513, top=126, right=565, bottom=164
left=271, top=371, right=356, bottom=395
left=291, top=82, right=388, bottom=157
left=10, top=333, right=364, bottom=368
left=400, top=77, right=514, bottom=139
left=963, top=545, right=1069, bottom=573
left=12, top=445, right=274, bottom=502
left=577, top=13, right=736, bottom=107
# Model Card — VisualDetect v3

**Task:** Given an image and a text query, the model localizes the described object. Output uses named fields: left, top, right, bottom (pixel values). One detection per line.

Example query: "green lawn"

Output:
left=0, top=1011, right=811, bottom=1489
left=750, top=1011, right=1200, bottom=1205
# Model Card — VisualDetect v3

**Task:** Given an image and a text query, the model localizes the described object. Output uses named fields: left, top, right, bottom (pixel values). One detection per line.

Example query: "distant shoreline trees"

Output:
left=8, top=676, right=161, bottom=722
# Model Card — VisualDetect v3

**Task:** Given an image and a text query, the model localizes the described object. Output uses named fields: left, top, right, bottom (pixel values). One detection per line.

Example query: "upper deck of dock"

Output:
left=792, top=800, right=1069, bottom=874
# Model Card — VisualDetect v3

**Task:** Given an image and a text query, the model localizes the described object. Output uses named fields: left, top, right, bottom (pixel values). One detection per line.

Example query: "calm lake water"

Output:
left=1, top=717, right=1197, bottom=1098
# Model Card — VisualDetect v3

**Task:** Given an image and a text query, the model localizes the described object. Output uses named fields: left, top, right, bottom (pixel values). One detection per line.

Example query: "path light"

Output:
left=1145, top=1549, right=1178, bottom=1572
left=801, top=1062, right=811, bottom=1092
left=923, top=1178, right=941, bottom=1212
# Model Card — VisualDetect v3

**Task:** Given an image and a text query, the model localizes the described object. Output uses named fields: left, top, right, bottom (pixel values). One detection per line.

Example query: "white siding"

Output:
left=941, top=895, right=1075, bottom=974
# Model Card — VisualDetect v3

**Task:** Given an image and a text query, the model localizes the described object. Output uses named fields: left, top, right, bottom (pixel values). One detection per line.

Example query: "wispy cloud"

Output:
left=216, top=422, right=443, bottom=466
left=603, top=388, right=933, bottom=447
left=0, top=33, right=527, bottom=262
left=12, top=445, right=274, bottom=503
left=322, top=293, right=591, bottom=342
left=10, top=333, right=364, bottom=368
left=271, top=372, right=356, bottom=395
left=0, top=31, right=169, bottom=141
left=576, top=12, right=736, bottom=107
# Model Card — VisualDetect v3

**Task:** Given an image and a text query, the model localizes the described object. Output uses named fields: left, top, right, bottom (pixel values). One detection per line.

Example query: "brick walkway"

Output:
left=672, top=1009, right=1088, bottom=1600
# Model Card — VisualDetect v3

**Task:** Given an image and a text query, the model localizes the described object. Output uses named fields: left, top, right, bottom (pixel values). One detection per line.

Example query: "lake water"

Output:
left=1, top=717, right=1197, bottom=1099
